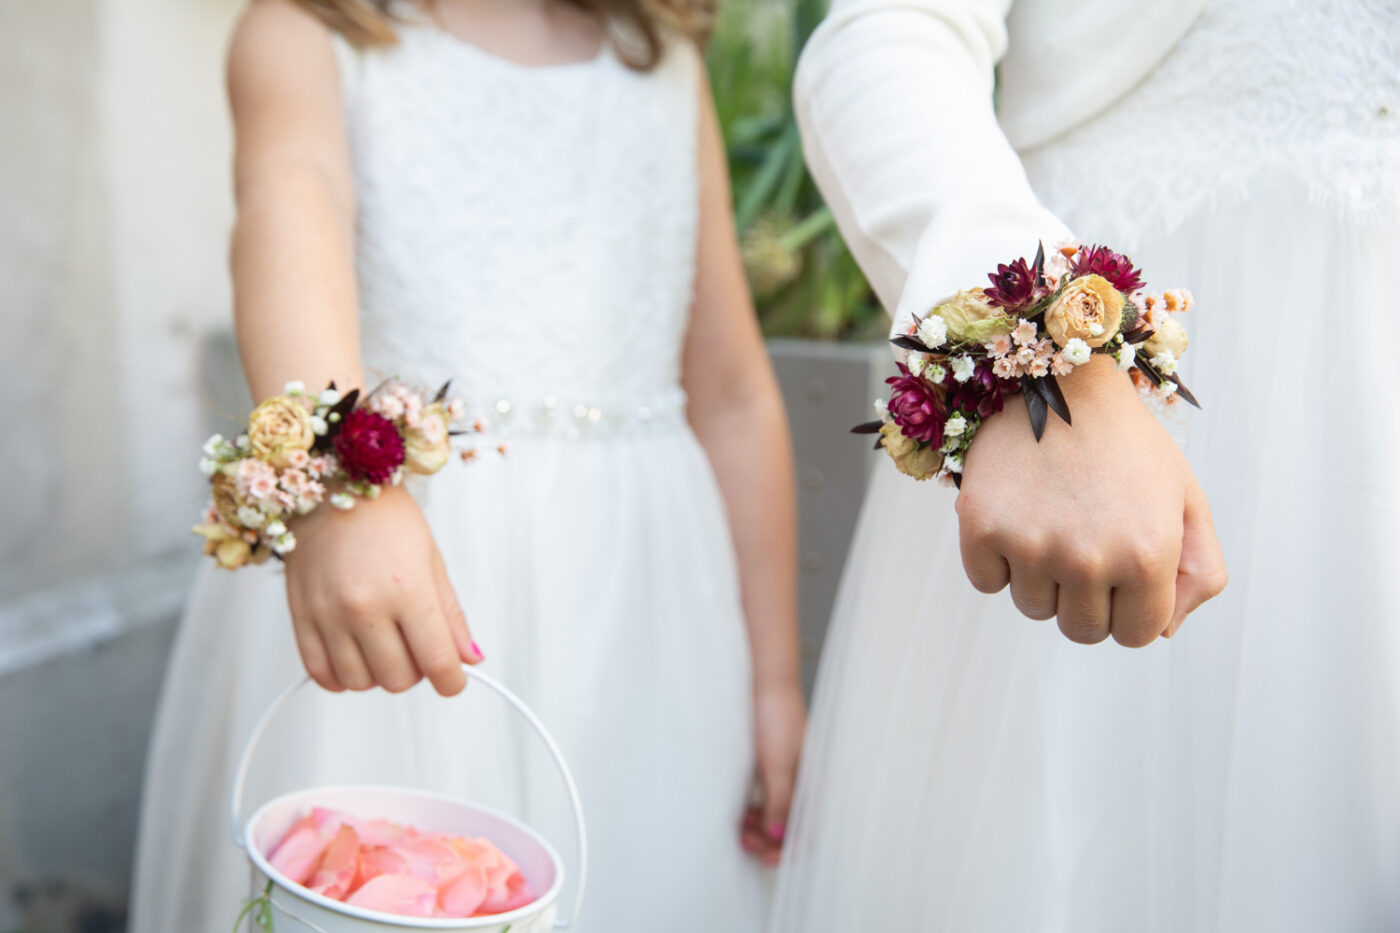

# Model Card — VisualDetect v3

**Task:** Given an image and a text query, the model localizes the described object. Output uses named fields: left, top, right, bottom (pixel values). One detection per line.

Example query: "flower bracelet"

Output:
left=193, top=379, right=484, bottom=569
left=854, top=241, right=1199, bottom=486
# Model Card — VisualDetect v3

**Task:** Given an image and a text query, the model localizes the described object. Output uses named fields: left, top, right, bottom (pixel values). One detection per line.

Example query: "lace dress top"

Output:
left=334, top=17, right=700, bottom=437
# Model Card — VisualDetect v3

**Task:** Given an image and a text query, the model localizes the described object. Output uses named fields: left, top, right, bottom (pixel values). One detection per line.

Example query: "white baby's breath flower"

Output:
left=1155, top=380, right=1179, bottom=400
left=1115, top=343, right=1137, bottom=371
left=1150, top=350, right=1179, bottom=375
left=236, top=434, right=251, bottom=451
left=283, top=380, right=306, bottom=396
left=309, top=415, right=329, bottom=436
left=951, top=355, right=976, bottom=383
left=1061, top=338, right=1092, bottom=366
left=943, top=453, right=964, bottom=474
left=329, top=492, right=356, bottom=510
left=907, top=352, right=927, bottom=377
left=272, top=532, right=297, bottom=556
left=917, top=314, right=949, bottom=349
left=927, top=363, right=947, bottom=384
left=201, top=434, right=225, bottom=458
left=263, top=520, right=288, bottom=538
left=1088, top=322, right=1106, bottom=337
left=365, top=483, right=381, bottom=498
left=198, top=457, right=218, bottom=477
left=874, top=398, right=891, bottom=422
left=944, top=414, right=968, bottom=438
left=318, top=388, right=341, bottom=406
left=236, top=505, right=265, bottom=528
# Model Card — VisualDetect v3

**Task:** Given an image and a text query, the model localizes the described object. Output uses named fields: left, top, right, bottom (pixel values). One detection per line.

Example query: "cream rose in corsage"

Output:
left=248, top=395, right=315, bottom=468
left=403, top=401, right=453, bottom=475
left=932, top=288, right=1016, bottom=344
left=1043, top=274, right=1125, bottom=349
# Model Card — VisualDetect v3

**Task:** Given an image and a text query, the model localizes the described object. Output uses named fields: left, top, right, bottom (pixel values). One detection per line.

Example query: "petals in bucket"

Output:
left=268, top=808, right=536, bottom=919
left=309, top=825, right=360, bottom=900
left=346, top=873, right=438, bottom=918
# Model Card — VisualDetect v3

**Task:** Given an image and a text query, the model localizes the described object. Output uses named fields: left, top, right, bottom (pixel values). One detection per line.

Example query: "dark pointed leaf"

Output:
left=1022, top=376, right=1048, bottom=441
left=873, top=437, right=885, bottom=451
left=890, top=335, right=931, bottom=353
left=951, top=472, right=963, bottom=489
left=433, top=379, right=452, bottom=404
left=1037, top=374, right=1072, bottom=425
left=1125, top=327, right=1154, bottom=344
left=1033, top=241, right=1046, bottom=284
left=1169, top=374, right=1201, bottom=408
left=851, top=420, right=884, bottom=435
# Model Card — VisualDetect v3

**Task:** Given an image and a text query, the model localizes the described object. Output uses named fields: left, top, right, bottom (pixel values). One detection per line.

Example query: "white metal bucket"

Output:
left=230, top=668, right=587, bottom=933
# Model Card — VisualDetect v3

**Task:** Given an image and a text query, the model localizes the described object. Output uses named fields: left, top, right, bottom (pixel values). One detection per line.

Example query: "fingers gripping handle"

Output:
left=230, top=667, right=588, bottom=929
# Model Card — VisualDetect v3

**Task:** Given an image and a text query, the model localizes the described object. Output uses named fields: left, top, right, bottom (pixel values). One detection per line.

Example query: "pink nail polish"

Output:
left=471, top=640, right=484, bottom=660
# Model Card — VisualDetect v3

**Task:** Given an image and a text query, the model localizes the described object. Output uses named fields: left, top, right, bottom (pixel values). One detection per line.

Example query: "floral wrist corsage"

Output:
left=193, top=379, right=478, bottom=569
left=854, top=241, right=1199, bottom=486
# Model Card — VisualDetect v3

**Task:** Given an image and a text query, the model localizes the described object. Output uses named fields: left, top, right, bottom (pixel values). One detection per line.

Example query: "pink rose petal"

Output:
left=346, top=873, right=438, bottom=917
left=269, top=815, right=339, bottom=886
left=438, top=863, right=488, bottom=917
left=309, top=825, right=360, bottom=900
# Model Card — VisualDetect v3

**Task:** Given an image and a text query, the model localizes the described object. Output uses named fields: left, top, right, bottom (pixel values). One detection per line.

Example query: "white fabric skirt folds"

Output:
left=771, top=181, right=1400, bottom=932
left=130, top=429, right=770, bottom=933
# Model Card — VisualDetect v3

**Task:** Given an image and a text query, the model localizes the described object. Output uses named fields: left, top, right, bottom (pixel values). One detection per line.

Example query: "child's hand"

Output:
left=957, top=357, right=1227, bottom=645
left=741, top=683, right=807, bottom=864
left=283, top=484, right=482, bottom=696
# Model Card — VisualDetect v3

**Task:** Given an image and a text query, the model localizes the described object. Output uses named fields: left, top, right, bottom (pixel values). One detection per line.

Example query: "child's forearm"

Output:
left=691, top=389, right=803, bottom=696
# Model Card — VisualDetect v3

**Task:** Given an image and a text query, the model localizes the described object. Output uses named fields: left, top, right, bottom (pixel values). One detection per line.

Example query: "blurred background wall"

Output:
left=0, top=1, right=891, bottom=929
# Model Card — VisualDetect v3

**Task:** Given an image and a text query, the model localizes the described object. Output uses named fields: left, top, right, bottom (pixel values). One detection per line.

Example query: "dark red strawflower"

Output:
left=985, top=257, right=1045, bottom=311
left=947, top=361, right=1021, bottom=420
left=886, top=364, right=946, bottom=446
left=332, top=409, right=405, bottom=483
left=1070, top=245, right=1145, bottom=294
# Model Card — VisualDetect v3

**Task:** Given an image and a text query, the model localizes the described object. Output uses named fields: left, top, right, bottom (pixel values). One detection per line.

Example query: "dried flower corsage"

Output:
left=193, top=379, right=477, bottom=569
left=853, top=241, right=1199, bottom=486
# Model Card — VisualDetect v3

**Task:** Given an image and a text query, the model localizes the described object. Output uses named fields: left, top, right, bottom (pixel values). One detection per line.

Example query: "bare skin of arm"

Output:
left=227, top=0, right=479, bottom=697
left=684, top=73, right=806, bottom=862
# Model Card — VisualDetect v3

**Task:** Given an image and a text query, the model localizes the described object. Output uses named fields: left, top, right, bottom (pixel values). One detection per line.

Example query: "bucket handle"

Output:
left=230, top=667, right=588, bottom=930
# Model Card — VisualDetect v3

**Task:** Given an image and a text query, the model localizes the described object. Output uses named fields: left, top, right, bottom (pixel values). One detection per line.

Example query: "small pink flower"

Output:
left=992, top=356, right=1018, bottom=379
left=236, top=458, right=279, bottom=499
left=985, top=334, right=1014, bottom=358
left=1015, top=345, right=1037, bottom=365
left=1035, top=338, right=1056, bottom=360
left=372, top=393, right=406, bottom=420
left=275, top=489, right=296, bottom=511
left=1051, top=352, right=1076, bottom=376
left=306, top=455, right=333, bottom=478
left=279, top=468, right=312, bottom=496
left=446, top=399, right=465, bottom=419
left=1012, top=319, right=1039, bottom=347
left=1028, top=358, right=1050, bottom=378
left=249, top=475, right=277, bottom=500
left=285, top=449, right=310, bottom=470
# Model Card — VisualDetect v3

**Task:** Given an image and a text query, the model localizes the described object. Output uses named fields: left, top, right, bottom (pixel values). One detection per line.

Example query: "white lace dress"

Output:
left=774, top=1, right=1400, bottom=930
left=131, top=20, right=769, bottom=933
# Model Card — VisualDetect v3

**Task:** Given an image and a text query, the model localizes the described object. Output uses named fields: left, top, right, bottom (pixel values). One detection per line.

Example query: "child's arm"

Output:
left=227, top=0, right=480, bottom=696
left=683, top=69, right=806, bottom=863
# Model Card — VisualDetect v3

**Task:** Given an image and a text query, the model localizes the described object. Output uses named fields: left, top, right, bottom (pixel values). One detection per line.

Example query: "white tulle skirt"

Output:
left=771, top=182, right=1400, bottom=932
left=130, top=427, right=770, bottom=933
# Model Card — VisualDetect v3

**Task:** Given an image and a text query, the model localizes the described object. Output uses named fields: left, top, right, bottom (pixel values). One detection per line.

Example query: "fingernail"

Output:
left=471, top=640, right=484, bottom=661
left=766, top=822, right=785, bottom=842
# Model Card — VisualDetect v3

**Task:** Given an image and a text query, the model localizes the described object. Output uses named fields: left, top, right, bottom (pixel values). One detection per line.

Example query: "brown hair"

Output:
left=293, top=0, right=713, bottom=70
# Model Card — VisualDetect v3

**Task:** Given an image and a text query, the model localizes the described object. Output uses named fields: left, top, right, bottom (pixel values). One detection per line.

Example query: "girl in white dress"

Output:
left=775, top=0, right=1399, bottom=929
left=130, top=1, right=806, bottom=930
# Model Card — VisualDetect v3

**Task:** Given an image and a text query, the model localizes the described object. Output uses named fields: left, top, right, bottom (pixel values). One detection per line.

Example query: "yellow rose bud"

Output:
left=879, top=422, right=941, bottom=481
left=933, top=288, right=1015, bottom=344
left=247, top=395, right=314, bottom=469
left=1044, top=275, right=1125, bottom=349
left=403, top=403, right=452, bottom=475
left=1143, top=314, right=1189, bottom=360
left=214, top=537, right=253, bottom=570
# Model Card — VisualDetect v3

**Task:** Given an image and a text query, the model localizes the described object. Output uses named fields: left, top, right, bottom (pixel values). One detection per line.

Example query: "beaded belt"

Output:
left=457, top=388, right=688, bottom=440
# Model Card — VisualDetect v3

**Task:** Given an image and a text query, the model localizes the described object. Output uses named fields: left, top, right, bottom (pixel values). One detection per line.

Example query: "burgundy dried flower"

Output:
left=1070, top=245, right=1145, bottom=294
left=885, top=364, right=946, bottom=446
left=947, top=361, right=1021, bottom=420
left=985, top=257, right=1045, bottom=311
left=333, top=409, right=405, bottom=484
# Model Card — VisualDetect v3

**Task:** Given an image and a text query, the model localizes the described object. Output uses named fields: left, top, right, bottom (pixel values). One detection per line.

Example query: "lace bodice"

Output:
left=1020, top=0, right=1400, bottom=248
left=334, top=16, right=699, bottom=435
